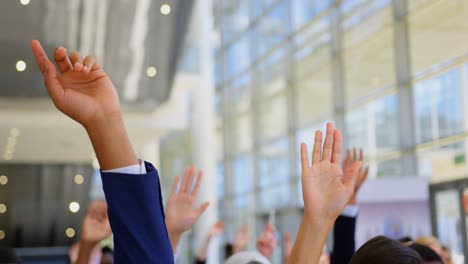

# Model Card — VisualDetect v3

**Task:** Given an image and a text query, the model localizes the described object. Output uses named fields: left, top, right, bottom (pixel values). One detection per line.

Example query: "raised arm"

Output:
left=32, top=40, right=173, bottom=263
left=289, top=123, right=362, bottom=264
left=195, top=221, right=224, bottom=263
left=76, top=201, right=112, bottom=264
left=165, top=167, right=210, bottom=253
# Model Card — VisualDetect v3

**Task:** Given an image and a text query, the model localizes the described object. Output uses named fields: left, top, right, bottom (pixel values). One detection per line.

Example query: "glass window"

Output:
left=291, top=0, right=332, bottom=29
left=409, top=0, right=468, bottom=76
left=259, top=93, right=288, bottom=141
left=225, top=34, right=250, bottom=80
left=228, top=74, right=251, bottom=114
left=221, top=0, right=250, bottom=43
left=414, top=69, right=463, bottom=143
left=216, top=163, right=225, bottom=199
left=233, top=193, right=255, bottom=213
left=343, top=1, right=395, bottom=103
left=376, top=157, right=403, bottom=178
left=259, top=138, right=290, bottom=188
left=418, top=141, right=466, bottom=181
left=260, top=185, right=290, bottom=210
left=254, top=1, right=290, bottom=59
left=251, top=0, right=281, bottom=19
left=346, top=93, right=399, bottom=154
left=257, top=47, right=288, bottom=96
left=232, top=113, right=253, bottom=153
left=232, top=155, right=253, bottom=194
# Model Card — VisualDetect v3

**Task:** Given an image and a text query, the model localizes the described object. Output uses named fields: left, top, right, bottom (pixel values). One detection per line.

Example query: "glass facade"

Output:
left=211, top=0, right=468, bottom=261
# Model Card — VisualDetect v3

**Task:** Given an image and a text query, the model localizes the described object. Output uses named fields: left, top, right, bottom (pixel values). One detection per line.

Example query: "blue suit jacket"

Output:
left=101, top=162, right=174, bottom=263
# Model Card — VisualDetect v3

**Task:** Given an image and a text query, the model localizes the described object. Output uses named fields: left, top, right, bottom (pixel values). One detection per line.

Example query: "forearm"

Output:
left=197, top=235, right=212, bottom=261
left=167, top=230, right=182, bottom=254
left=85, top=114, right=138, bottom=170
left=289, top=214, right=334, bottom=264
left=76, top=240, right=98, bottom=264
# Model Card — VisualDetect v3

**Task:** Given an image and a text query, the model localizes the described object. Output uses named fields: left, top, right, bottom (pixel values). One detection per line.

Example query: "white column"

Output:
left=191, top=0, right=219, bottom=262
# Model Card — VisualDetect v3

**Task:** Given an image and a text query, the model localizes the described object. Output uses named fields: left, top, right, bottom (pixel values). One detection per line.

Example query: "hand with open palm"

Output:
left=165, top=167, right=210, bottom=251
left=31, top=40, right=121, bottom=128
left=81, top=200, right=112, bottom=243
left=344, top=148, right=369, bottom=204
left=300, top=123, right=362, bottom=222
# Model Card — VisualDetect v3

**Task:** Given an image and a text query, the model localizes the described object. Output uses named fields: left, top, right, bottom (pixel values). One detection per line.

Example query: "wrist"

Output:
left=167, top=229, right=182, bottom=252
left=79, top=238, right=99, bottom=249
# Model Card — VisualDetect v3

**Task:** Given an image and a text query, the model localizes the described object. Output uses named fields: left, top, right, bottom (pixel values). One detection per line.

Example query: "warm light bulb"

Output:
left=0, top=175, right=7, bottom=185
left=20, top=0, right=30, bottom=6
left=146, top=67, right=157, bottom=77
left=160, top=4, right=171, bottom=15
left=16, top=61, right=26, bottom=72
left=69, top=202, right=80, bottom=213
left=66, top=228, right=75, bottom=238
left=74, top=174, right=84, bottom=185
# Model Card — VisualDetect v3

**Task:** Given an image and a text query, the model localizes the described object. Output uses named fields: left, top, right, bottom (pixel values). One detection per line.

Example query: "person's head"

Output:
left=101, top=246, right=114, bottom=264
left=408, top=243, right=443, bottom=264
left=224, top=251, right=271, bottom=264
left=0, top=247, right=21, bottom=264
left=415, top=236, right=443, bottom=257
left=350, top=236, right=423, bottom=264
left=225, top=243, right=234, bottom=260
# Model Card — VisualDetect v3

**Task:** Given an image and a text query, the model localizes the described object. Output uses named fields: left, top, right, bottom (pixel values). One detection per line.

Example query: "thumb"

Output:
left=196, top=201, right=210, bottom=217
left=343, top=162, right=362, bottom=191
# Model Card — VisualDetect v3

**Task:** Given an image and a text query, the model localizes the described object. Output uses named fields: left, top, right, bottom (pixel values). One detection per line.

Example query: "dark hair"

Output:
left=102, top=246, right=113, bottom=254
left=225, top=243, right=234, bottom=260
left=350, top=236, right=423, bottom=264
left=408, top=243, right=443, bottom=263
left=398, top=236, right=414, bottom=244
left=0, top=247, right=21, bottom=264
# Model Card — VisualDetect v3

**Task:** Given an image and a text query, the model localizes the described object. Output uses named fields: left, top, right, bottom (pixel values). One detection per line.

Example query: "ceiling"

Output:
left=0, top=0, right=195, bottom=248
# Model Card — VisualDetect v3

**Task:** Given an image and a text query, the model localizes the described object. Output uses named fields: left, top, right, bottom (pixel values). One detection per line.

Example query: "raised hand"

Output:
left=31, top=40, right=121, bottom=128
left=256, top=224, right=276, bottom=259
left=32, top=40, right=138, bottom=170
left=165, top=167, right=210, bottom=251
left=283, top=233, right=293, bottom=263
left=290, top=123, right=362, bottom=264
left=208, top=221, right=224, bottom=238
left=300, top=123, right=362, bottom=222
left=81, top=200, right=112, bottom=243
left=344, top=148, right=369, bottom=204
left=234, top=225, right=250, bottom=253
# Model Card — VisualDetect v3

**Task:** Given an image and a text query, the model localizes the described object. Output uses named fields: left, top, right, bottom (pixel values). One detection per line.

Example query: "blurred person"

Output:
left=101, top=246, right=114, bottom=264
left=234, top=225, right=250, bottom=254
left=408, top=243, right=443, bottom=264
left=224, top=223, right=276, bottom=264
left=0, top=247, right=21, bottom=264
left=289, top=123, right=363, bottom=263
left=441, top=245, right=453, bottom=264
left=165, top=167, right=210, bottom=253
left=32, top=40, right=175, bottom=262
left=75, top=201, right=112, bottom=264
left=350, top=236, right=423, bottom=264
left=415, top=236, right=444, bottom=258
left=194, top=221, right=224, bottom=264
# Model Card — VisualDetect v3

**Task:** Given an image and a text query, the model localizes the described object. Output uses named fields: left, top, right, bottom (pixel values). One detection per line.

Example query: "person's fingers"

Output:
left=191, top=171, right=203, bottom=196
left=346, top=149, right=351, bottom=160
left=31, top=40, right=63, bottom=103
left=322, top=123, right=334, bottom=162
left=353, top=148, right=357, bottom=162
left=331, top=129, right=342, bottom=164
left=359, top=149, right=364, bottom=161
left=196, top=201, right=210, bottom=216
left=69, top=51, right=83, bottom=71
left=82, top=56, right=96, bottom=74
left=300, top=143, right=310, bottom=170
left=169, top=176, right=180, bottom=197
left=54, top=47, right=73, bottom=74
left=344, top=162, right=362, bottom=192
left=312, top=130, right=322, bottom=165
left=180, top=167, right=192, bottom=193
left=186, top=166, right=196, bottom=193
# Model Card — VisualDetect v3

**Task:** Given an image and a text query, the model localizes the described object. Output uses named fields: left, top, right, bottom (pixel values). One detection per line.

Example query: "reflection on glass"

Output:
left=435, top=190, right=464, bottom=263
left=260, top=138, right=289, bottom=188
left=220, top=0, right=250, bottom=43
left=225, top=35, right=250, bottom=79
left=232, top=155, right=253, bottom=194
left=291, top=0, right=332, bottom=29
left=343, top=1, right=395, bottom=103
left=409, top=0, right=468, bottom=76
left=418, top=141, right=466, bottom=181
left=259, top=93, right=288, bottom=141
left=414, top=69, right=463, bottom=143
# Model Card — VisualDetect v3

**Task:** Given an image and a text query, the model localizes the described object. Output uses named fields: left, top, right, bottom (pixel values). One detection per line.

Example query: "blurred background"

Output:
left=0, top=0, right=468, bottom=263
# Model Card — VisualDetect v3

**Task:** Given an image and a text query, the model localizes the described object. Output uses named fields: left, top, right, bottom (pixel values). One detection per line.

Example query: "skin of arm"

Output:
left=76, top=201, right=112, bottom=264
left=196, top=221, right=224, bottom=261
left=165, top=167, right=210, bottom=253
left=289, top=123, right=362, bottom=264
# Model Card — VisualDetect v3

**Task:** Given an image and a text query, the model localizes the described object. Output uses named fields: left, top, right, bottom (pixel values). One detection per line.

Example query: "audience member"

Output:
left=408, top=243, right=443, bottom=264
left=194, top=221, right=224, bottom=264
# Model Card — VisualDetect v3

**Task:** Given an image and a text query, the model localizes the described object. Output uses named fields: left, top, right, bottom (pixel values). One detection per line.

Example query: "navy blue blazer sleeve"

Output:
left=101, top=162, right=174, bottom=263
left=330, top=215, right=356, bottom=264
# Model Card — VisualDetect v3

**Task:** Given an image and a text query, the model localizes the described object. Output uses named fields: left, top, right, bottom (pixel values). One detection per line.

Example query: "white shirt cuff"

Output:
left=102, top=160, right=147, bottom=174
left=341, top=205, right=359, bottom=218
